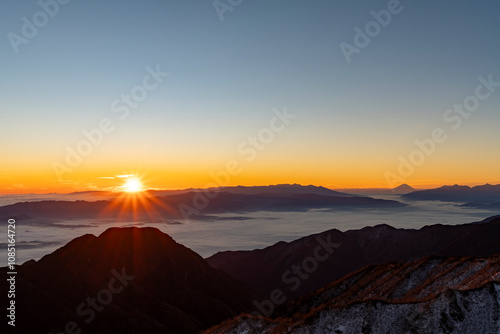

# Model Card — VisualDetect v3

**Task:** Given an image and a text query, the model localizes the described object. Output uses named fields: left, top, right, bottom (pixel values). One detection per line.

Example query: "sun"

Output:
left=123, top=178, right=143, bottom=193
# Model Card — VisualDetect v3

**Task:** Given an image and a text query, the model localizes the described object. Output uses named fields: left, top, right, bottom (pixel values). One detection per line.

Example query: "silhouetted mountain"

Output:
left=1, top=227, right=260, bottom=333
left=392, top=183, right=415, bottom=194
left=336, top=184, right=416, bottom=195
left=0, top=190, right=405, bottom=222
left=206, top=255, right=500, bottom=333
left=65, top=184, right=352, bottom=200
left=215, top=184, right=353, bottom=197
left=403, top=183, right=500, bottom=204
left=206, top=217, right=500, bottom=301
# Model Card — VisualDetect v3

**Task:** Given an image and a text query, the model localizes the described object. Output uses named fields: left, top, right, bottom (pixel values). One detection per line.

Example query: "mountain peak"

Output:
left=97, top=226, right=176, bottom=244
left=392, top=183, right=415, bottom=194
left=11, top=227, right=260, bottom=333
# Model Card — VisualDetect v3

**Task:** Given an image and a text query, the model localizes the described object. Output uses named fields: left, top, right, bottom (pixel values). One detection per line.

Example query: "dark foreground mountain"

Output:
left=1, top=227, right=260, bottom=334
left=0, top=186, right=404, bottom=222
left=206, top=217, right=500, bottom=301
left=206, top=255, right=500, bottom=333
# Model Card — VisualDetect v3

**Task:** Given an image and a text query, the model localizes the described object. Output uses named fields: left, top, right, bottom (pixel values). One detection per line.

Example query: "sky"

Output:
left=1, top=0, right=499, bottom=193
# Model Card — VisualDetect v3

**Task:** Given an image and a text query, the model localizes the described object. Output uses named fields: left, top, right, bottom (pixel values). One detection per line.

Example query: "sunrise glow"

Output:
left=123, top=178, right=143, bottom=193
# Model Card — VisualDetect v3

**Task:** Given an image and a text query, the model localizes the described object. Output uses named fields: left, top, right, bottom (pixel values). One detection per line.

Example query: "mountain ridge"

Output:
left=0, top=189, right=405, bottom=222
left=207, top=216, right=500, bottom=300
left=403, top=183, right=500, bottom=203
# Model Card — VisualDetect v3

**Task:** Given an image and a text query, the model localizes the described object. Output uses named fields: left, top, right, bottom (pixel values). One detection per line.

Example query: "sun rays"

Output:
left=97, top=174, right=180, bottom=223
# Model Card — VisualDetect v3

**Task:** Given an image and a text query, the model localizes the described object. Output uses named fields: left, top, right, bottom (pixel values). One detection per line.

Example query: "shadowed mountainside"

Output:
left=1, top=227, right=260, bottom=334
left=207, top=217, right=500, bottom=301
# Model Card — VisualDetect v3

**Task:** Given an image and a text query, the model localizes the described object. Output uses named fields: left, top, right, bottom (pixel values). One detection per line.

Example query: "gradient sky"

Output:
left=1, top=0, right=499, bottom=193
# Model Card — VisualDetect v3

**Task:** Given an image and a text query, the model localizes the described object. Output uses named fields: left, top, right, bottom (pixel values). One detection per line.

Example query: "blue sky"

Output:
left=1, top=0, right=499, bottom=192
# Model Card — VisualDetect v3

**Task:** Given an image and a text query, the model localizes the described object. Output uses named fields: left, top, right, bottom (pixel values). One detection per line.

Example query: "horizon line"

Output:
left=2, top=182, right=500, bottom=196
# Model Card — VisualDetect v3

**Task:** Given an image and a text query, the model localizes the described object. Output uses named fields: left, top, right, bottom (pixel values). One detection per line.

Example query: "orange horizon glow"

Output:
left=3, top=115, right=499, bottom=195
left=1, top=172, right=499, bottom=195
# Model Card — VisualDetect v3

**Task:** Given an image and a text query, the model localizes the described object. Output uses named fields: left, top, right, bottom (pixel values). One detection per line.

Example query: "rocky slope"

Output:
left=206, top=255, right=500, bottom=333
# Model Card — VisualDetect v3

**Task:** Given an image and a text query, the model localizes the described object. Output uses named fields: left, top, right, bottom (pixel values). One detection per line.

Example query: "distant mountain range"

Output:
left=189, top=184, right=353, bottom=197
left=1, top=227, right=259, bottom=333
left=64, top=184, right=352, bottom=199
left=402, top=184, right=500, bottom=209
left=207, top=255, right=500, bottom=333
left=3, top=183, right=499, bottom=215
left=207, top=216, right=500, bottom=300
left=0, top=184, right=405, bottom=222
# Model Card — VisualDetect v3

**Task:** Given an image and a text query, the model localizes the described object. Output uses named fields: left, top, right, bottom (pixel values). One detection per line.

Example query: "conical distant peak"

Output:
left=394, top=184, right=413, bottom=190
